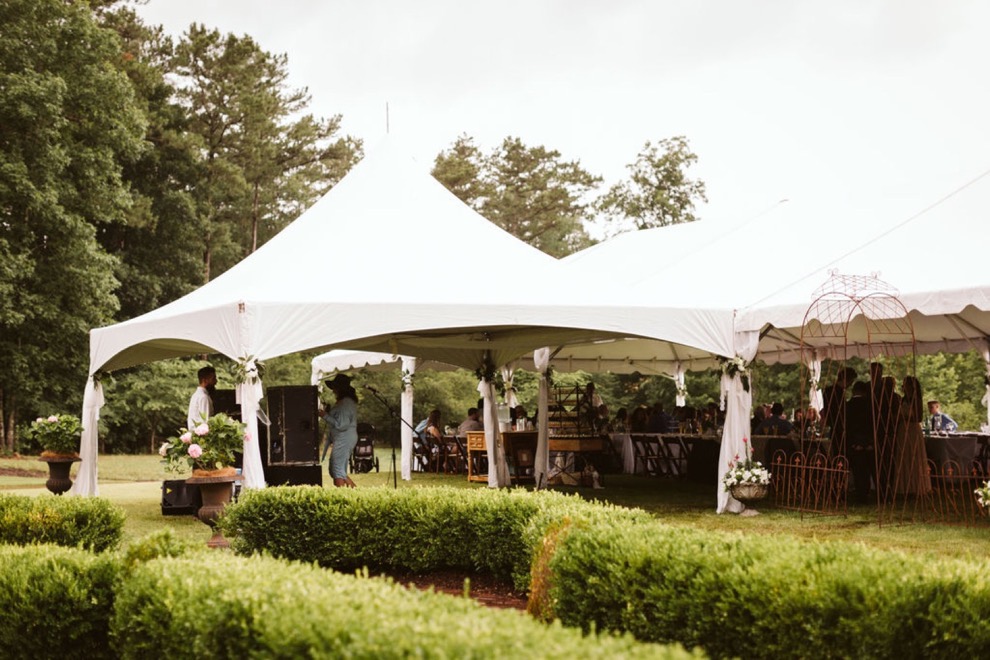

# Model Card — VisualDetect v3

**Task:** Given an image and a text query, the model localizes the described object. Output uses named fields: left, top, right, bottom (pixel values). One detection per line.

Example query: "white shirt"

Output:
left=187, top=386, right=213, bottom=429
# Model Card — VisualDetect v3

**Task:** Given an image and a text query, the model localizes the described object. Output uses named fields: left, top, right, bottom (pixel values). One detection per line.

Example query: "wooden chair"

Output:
left=631, top=434, right=663, bottom=476
left=442, top=436, right=467, bottom=474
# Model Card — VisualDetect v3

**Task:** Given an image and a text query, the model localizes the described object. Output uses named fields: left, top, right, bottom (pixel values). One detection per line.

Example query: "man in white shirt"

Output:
left=187, top=366, right=217, bottom=429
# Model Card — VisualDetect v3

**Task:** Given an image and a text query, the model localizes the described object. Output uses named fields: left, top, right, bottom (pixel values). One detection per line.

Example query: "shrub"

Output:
left=111, top=553, right=690, bottom=658
left=0, top=494, right=125, bottom=551
left=543, top=519, right=990, bottom=658
left=0, top=544, right=120, bottom=660
left=220, top=486, right=651, bottom=590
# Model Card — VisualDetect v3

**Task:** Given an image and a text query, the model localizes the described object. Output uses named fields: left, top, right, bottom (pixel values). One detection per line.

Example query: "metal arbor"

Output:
left=775, top=273, right=939, bottom=523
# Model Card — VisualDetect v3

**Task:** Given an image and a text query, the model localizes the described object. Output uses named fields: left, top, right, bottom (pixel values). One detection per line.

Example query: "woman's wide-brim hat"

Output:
left=325, top=373, right=352, bottom=390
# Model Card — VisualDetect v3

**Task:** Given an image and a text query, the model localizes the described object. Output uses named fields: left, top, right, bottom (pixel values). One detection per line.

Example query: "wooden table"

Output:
left=465, top=431, right=487, bottom=482
left=548, top=435, right=608, bottom=485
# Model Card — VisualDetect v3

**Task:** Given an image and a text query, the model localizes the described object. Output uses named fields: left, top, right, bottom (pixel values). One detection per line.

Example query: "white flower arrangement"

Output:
left=721, top=438, right=771, bottom=491
left=975, top=480, right=990, bottom=509
left=718, top=355, right=750, bottom=392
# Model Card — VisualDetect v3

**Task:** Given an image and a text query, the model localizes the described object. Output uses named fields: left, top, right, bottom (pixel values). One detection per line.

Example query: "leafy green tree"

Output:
left=596, top=136, right=707, bottom=236
left=171, top=24, right=361, bottom=280
left=95, top=6, right=206, bottom=319
left=434, top=136, right=600, bottom=257
left=0, top=0, right=145, bottom=450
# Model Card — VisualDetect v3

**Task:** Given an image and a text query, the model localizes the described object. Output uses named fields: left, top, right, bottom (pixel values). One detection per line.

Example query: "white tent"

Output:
left=542, top=179, right=990, bottom=511
left=75, top=138, right=739, bottom=496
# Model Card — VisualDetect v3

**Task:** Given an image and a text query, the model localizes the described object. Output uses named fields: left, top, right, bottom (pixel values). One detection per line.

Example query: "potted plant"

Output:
left=26, top=414, right=82, bottom=495
left=160, top=413, right=247, bottom=548
left=722, top=437, right=772, bottom=503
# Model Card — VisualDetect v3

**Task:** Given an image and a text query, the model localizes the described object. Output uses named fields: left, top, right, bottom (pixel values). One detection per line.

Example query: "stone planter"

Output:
left=730, top=482, right=768, bottom=503
left=185, top=470, right=242, bottom=549
left=39, top=455, right=81, bottom=495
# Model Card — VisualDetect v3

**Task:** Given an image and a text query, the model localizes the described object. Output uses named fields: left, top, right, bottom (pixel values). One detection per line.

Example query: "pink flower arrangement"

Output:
left=161, top=412, right=246, bottom=473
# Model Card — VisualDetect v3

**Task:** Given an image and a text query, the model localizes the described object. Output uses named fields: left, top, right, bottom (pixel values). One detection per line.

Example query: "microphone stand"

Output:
left=362, top=387, right=411, bottom=489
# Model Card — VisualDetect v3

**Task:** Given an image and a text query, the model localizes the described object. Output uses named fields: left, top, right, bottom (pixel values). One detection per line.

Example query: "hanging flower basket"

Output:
left=729, top=481, right=769, bottom=502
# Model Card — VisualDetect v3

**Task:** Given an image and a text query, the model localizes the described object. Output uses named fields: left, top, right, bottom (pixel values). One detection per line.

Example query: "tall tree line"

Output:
left=0, top=1, right=361, bottom=451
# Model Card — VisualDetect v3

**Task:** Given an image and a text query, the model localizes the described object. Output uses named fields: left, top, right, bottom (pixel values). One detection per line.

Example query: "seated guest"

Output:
left=594, top=404, right=613, bottom=434
left=512, top=405, right=531, bottom=430
left=927, top=400, right=958, bottom=432
left=613, top=408, right=628, bottom=433
left=457, top=407, right=483, bottom=435
left=629, top=405, right=650, bottom=433
left=755, top=402, right=795, bottom=436
left=757, top=402, right=796, bottom=466
left=648, top=403, right=673, bottom=433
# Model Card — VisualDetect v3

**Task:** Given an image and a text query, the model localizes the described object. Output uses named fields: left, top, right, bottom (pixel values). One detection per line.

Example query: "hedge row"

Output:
left=220, top=485, right=652, bottom=590
left=0, top=542, right=690, bottom=659
left=219, top=486, right=990, bottom=658
left=0, top=493, right=124, bottom=552
left=538, top=520, right=990, bottom=658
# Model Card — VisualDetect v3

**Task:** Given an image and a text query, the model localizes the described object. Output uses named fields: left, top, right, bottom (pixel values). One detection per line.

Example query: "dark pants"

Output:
left=848, top=447, right=875, bottom=504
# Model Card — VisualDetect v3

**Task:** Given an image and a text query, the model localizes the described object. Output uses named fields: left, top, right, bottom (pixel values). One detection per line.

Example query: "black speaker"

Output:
left=264, top=464, right=323, bottom=487
left=265, top=385, right=319, bottom=465
left=211, top=388, right=241, bottom=420
left=161, top=479, right=201, bottom=516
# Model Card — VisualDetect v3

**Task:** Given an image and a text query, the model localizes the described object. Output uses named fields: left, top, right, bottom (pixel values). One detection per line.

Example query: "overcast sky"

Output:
left=135, top=0, right=990, bottom=239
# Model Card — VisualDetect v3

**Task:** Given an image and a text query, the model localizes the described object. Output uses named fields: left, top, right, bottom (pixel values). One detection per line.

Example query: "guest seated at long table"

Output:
left=755, top=402, right=797, bottom=464
left=613, top=407, right=628, bottom=433
left=457, top=407, right=483, bottom=435
left=629, top=405, right=650, bottom=433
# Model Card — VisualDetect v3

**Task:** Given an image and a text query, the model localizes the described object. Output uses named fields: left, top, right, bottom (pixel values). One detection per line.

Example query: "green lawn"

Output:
left=2, top=452, right=989, bottom=559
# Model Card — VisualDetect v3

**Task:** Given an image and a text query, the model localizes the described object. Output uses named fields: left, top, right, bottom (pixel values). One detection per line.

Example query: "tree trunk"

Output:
left=251, top=182, right=260, bottom=253
left=1, top=392, right=15, bottom=453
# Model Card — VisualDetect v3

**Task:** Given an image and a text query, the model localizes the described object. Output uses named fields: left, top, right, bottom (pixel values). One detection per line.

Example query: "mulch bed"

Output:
left=380, top=569, right=528, bottom=610
left=0, top=467, right=45, bottom=478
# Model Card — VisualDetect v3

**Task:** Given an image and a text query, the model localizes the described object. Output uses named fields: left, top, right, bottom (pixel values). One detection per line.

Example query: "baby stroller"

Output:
left=350, top=422, right=380, bottom=473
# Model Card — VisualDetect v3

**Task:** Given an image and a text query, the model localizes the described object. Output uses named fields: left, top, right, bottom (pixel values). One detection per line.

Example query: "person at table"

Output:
left=414, top=409, right=444, bottom=471
left=648, top=403, right=673, bottom=433
left=629, top=405, right=650, bottom=433
left=894, top=376, right=931, bottom=496
left=612, top=408, right=628, bottom=433
left=755, top=402, right=796, bottom=465
left=927, top=400, right=958, bottom=433
left=512, top=405, right=532, bottom=430
left=593, top=404, right=613, bottom=434
left=844, top=380, right=876, bottom=505
left=457, top=407, right=483, bottom=435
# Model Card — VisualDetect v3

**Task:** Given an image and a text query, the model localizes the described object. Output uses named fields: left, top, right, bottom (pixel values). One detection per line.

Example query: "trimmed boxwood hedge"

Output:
left=539, top=520, right=990, bottom=658
left=0, top=544, right=120, bottom=660
left=220, top=485, right=652, bottom=590
left=110, top=553, right=691, bottom=659
left=0, top=493, right=125, bottom=551
left=220, top=485, right=990, bottom=658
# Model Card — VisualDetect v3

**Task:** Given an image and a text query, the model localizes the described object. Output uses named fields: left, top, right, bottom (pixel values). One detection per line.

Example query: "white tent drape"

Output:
left=716, top=331, right=760, bottom=514
left=807, top=351, right=824, bottom=413
left=533, top=348, right=551, bottom=487
left=501, top=365, right=517, bottom=408
left=479, top=378, right=510, bottom=487
left=981, top=344, right=990, bottom=431
left=235, top=358, right=266, bottom=489
left=674, top=363, right=687, bottom=407
left=401, top=356, right=415, bottom=480
left=70, top=377, right=103, bottom=496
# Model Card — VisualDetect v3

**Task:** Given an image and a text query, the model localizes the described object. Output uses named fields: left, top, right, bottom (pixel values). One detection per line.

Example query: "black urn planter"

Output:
left=185, top=471, right=243, bottom=549
left=39, top=455, right=81, bottom=495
